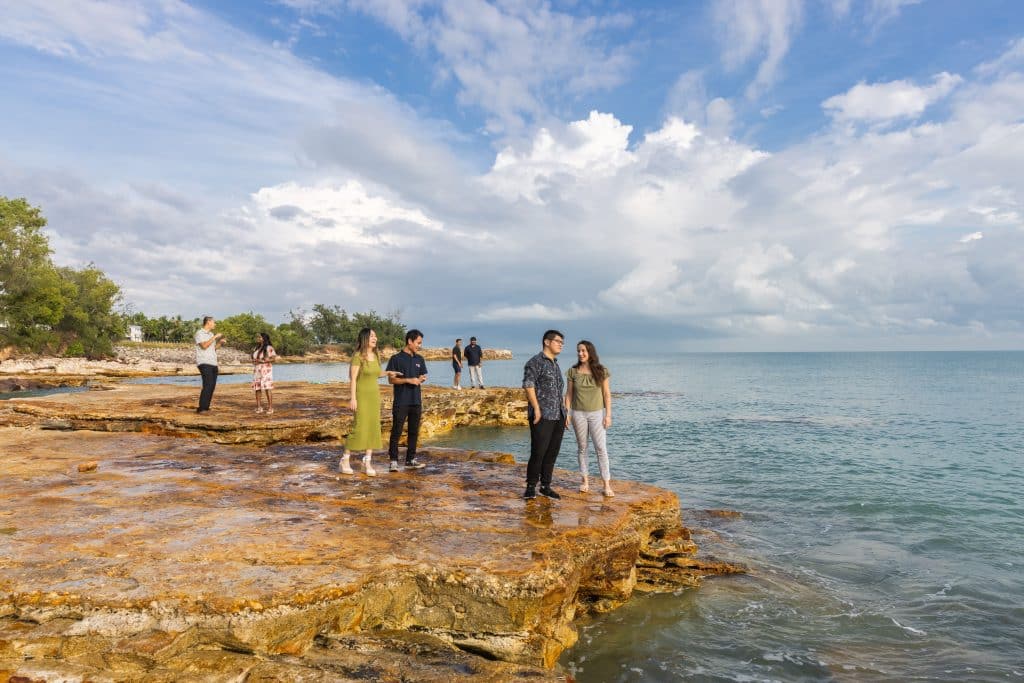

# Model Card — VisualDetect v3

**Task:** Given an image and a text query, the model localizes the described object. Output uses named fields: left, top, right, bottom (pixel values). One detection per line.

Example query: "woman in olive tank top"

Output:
left=564, top=340, right=614, bottom=496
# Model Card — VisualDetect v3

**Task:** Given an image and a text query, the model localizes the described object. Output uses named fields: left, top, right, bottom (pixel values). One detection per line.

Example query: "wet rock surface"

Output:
left=0, top=383, right=741, bottom=681
left=0, top=381, right=529, bottom=447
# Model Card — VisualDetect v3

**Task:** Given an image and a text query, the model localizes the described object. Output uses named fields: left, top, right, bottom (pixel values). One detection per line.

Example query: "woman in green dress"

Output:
left=340, top=328, right=397, bottom=476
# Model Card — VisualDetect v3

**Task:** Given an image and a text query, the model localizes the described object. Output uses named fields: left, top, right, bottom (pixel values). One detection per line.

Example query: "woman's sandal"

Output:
left=579, top=479, right=590, bottom=493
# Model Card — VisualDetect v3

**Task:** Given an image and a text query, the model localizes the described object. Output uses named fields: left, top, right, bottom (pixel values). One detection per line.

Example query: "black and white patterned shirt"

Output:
left=522, top=352, right=566, bottom=421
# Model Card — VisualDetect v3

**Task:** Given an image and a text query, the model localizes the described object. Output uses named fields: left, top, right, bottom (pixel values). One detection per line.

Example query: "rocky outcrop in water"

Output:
left=0, top=383, right=742, bottom=681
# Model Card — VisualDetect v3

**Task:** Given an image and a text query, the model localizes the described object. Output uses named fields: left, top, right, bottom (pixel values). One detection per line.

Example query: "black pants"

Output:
left=197, top=364, right=218, bottom=411
left=527, top=418, right=565, bottom=487
left=389, top=403, right=422, bottom=462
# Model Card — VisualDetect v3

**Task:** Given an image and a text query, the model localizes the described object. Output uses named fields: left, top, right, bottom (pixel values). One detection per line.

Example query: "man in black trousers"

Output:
left=194, top=315, right=226, bottom=413
left=386, top=329, right=429, bottom=472
left=522, top=329, right=566, bottom=500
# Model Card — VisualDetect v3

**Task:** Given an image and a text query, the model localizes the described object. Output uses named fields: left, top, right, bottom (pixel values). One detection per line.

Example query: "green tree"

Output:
left=55, top=265, right=125, bottom=358
left=308, top=304, right=349, bottom=345
left=216, top=312, right=272, bottom=351
left=0, top=197, right=66, bottom=350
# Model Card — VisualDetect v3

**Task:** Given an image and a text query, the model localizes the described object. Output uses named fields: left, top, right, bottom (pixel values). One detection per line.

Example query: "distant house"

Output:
left=128, top=325, right=144, bottom=342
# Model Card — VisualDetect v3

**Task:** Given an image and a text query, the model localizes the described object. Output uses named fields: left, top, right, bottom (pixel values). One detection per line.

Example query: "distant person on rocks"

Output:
left=465, top=336, right=484, bottom=389
left=386, top=329, right=429, bottom=472
left=194, top=316, right=227, bottom=413
left=251, top=332, right=277, bottom=414
left=522, top=329, right=567, bottom=500
left=452, top=337, right=463, bottom=390
left=565, top=340, right=614, bottom=497
left=340, top=328, right=399, bottom=477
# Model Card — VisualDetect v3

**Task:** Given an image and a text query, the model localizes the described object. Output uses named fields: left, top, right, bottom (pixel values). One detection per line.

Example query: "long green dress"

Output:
left=346, top=354, right=383, bottom=450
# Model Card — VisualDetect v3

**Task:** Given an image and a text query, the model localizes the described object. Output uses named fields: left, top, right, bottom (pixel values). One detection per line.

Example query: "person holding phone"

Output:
left=194, top=315, right=227, bottom=413
left=385, top=329, right=429, bottom=472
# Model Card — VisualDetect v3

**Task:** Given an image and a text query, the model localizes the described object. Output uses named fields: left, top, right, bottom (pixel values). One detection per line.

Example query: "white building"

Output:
left=128, top=325, right=143, bottom=342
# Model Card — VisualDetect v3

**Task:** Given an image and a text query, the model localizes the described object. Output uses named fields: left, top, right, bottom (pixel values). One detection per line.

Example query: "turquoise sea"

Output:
left=24, top=352, right=1024, bottom=680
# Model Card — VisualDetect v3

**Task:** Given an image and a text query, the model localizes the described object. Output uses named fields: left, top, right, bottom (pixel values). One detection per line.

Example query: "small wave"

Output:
left=926, top=583, right=952, bottom=599
left=890, top=617, right=927, bottom=636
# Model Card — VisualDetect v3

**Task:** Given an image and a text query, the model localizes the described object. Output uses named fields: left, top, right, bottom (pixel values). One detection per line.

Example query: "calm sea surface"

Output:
left=31, top=352, right=1024, bottom=680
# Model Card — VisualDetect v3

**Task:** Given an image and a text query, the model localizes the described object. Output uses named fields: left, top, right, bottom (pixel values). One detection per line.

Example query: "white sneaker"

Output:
left=389, top=461, right=400, bottom=472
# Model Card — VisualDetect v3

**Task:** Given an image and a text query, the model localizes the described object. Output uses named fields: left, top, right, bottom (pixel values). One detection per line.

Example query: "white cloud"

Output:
left=712, top=0, right=804, bottom=99
left=477, top=302, right=591, bottom=322
left=866, top=0, right=923, bottom=27
left=823, top=72, right=962, bottom=123
left=2, top=0, right=1024, bottom=350
left=297, top=0, right=635, bottom=133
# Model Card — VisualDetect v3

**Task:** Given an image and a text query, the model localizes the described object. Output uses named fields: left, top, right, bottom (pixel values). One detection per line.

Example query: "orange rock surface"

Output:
left=0, top=382, right=741, bottom=681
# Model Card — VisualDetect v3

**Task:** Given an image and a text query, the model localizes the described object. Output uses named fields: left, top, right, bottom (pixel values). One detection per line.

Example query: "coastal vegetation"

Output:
left=1, top=196, right=404, bottom=359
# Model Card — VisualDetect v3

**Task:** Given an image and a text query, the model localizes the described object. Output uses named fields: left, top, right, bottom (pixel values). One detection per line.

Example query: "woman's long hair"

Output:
left=254, top=332, right=272, bottom=360
left=573, top=340, right=607, bottom=384
left=353, top=327, right=378, bottom=362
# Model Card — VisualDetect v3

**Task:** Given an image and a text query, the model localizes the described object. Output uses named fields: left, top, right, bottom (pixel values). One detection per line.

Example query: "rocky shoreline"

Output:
left=0, top=382, right=742, bottom=681
left=0, top=344, right=514, bottom=387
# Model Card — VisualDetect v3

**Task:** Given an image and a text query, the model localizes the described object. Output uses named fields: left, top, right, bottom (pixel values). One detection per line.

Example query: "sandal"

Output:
left=579, top=478, right=590, bottom=493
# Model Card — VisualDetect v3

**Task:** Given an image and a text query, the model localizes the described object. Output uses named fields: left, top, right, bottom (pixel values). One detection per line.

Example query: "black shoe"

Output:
left=523, top=484, right=537, bottom=500
left=405, top=458, right=426, bottom=469
left=196, top=408, right=209, bottom=413
left=539, top=486, right=561, bottom=500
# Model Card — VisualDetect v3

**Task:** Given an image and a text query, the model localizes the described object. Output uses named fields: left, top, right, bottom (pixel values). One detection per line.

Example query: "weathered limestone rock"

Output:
left=0, top=423, right=736, bottom=680
left=1, top=382, right=529, bottom=447
left=0, top=381, right=743, bottom=680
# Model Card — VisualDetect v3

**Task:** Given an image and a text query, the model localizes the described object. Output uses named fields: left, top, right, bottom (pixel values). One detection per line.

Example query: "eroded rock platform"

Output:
left=0, top=383, right=741, bottom=681
left=0, top=381, right=528, bottom=447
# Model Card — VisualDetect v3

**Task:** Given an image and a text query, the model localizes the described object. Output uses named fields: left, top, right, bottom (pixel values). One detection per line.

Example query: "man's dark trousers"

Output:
left=527, top=418, right=565, bottom=487
left=389, top=404, right=422, bottom=463
left=197, top=364, right=218, bottom=411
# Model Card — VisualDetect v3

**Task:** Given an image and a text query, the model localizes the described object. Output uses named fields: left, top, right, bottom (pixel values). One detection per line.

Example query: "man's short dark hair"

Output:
left=455, top=338, right=462, bottom=343
left=470, top=336, right=477, bottom=342
left=405, top=329, right=424, bottom=344
left=202, top=316, right=214, bottom=325
left=543, top=329, right=564, bottom=342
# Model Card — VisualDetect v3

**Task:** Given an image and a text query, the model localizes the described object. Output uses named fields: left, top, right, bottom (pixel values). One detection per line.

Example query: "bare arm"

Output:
left=524, top=386, right=542, bottom=425
left=348, top=361, right=359, bottom=411
left=602, top=377, right=612, bottom=428
left=564, top=377, right=574, bottom=427
left=197, top=333, right=222, bottom=350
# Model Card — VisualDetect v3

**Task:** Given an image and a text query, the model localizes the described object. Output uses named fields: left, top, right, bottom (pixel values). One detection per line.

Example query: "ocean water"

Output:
left=425, top=352, right=1024, bottom=682
left=52, top=353, right=1024, bottom=679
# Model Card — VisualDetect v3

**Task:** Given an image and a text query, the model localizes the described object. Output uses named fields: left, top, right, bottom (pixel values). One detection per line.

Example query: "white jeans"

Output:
left=571, top=409, right=610, bottom=481
left=469, top=365, right=484, bottom=387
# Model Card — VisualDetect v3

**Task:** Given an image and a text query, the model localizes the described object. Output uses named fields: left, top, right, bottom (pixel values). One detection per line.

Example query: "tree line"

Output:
left=1, top=196, right=404, bottom=358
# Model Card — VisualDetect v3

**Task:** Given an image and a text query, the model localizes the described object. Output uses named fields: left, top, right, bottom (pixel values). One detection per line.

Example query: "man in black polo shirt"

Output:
left=386, top=329, right=429, bottom=472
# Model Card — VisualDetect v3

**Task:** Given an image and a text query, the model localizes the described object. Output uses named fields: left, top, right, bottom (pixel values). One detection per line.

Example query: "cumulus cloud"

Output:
left=823, top=72, right=963, bottom=123
left=2, top=0, right=1023, bottom=350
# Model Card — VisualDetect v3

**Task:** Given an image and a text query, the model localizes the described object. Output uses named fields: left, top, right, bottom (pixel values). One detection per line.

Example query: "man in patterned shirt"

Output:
left=522, top=329, right=567, bottom=500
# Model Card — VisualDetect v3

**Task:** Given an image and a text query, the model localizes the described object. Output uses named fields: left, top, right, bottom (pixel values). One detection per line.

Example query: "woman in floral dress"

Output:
left=252, top=332, right=277, bottom=414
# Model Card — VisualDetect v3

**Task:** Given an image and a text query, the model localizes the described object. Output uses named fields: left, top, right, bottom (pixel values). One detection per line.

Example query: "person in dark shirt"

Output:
left=522, top=329, right=567, bottom=500
left=452, top=337, right=463, bottom=390
left=385, top=329, right=429, bottom=471
left=464, top=336, right=484, bottom=388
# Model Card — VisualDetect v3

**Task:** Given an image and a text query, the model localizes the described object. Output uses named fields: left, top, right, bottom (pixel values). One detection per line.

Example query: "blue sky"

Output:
left=1, top=0, right=1023, bottom=351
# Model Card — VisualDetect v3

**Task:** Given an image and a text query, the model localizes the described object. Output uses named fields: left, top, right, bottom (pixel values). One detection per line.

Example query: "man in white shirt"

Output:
left=194, top=316, right=227, bottom=413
